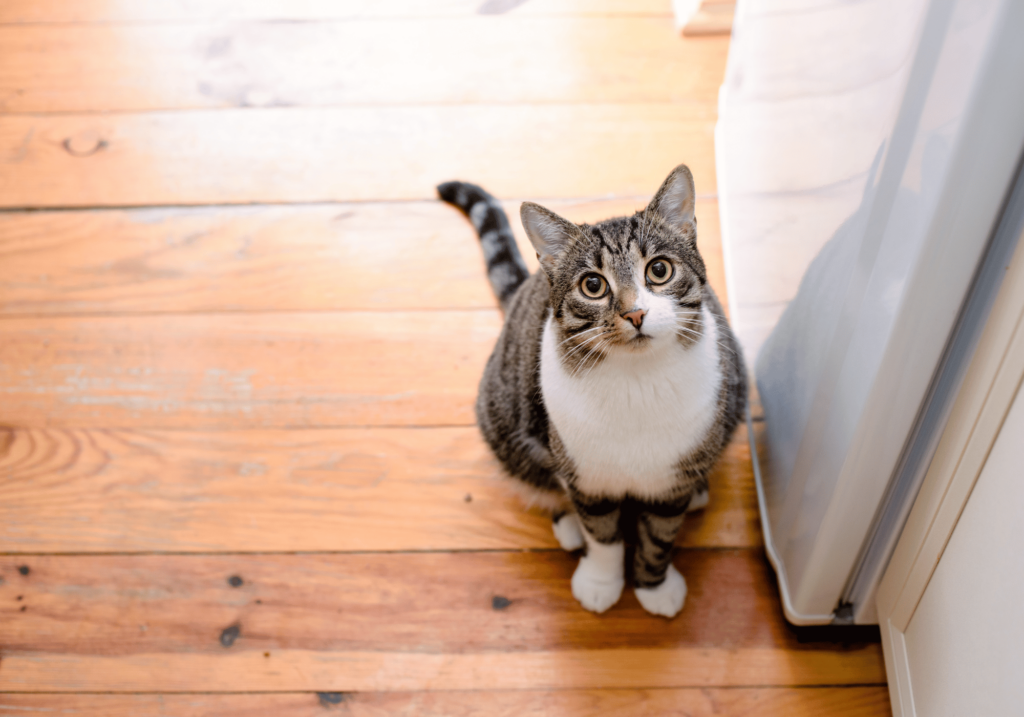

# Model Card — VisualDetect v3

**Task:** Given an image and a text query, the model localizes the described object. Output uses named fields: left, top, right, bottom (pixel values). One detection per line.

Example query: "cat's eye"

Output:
left=646, top=259, right=674, bottom=285
left=580, top=273, right=608, bottom=299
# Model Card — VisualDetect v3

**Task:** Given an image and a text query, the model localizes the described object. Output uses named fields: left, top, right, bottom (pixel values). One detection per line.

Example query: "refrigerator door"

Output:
left=717, top=0, right=1024, bottom=623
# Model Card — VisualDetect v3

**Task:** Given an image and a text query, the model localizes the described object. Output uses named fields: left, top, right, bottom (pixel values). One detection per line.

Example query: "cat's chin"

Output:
left=613, top=331, right=665, bottom=353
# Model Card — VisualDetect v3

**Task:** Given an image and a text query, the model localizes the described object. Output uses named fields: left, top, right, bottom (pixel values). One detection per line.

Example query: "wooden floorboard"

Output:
left=0, top=425, right=758, bottom=553
left=0, top=0, right=674, bottom=24
left=0, top=652, right=887, bottom=692
left=0, top=689, right=893, bottom=716
left=0, top=551, right=830, bottom=654
left=0, top=198, right=725, bottom=315
left=0, top=311, right=498, bottom=428
left=0, top=107, right=716, bottom=208
left=0, top=21, right=726, bottom=113
left=0, top=3, right=891, bottom=711
left=0, top=551, right=884, bottom=691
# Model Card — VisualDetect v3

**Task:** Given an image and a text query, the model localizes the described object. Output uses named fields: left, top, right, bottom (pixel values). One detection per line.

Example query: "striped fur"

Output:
left=439, top=165, right=746, bottom=617
left=437, top=181, right=530, bottom=310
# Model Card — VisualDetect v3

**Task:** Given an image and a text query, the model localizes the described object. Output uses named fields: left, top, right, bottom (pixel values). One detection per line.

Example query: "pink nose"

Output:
left=622, top=309, right=646, bottom=328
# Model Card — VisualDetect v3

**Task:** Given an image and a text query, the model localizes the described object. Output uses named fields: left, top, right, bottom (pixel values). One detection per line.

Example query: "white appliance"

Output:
left=716, top=0, right=1024, bottom=624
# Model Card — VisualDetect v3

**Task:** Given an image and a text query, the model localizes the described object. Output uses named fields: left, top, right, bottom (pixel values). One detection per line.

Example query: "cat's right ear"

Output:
left=520, top=202, right=575, bottom=273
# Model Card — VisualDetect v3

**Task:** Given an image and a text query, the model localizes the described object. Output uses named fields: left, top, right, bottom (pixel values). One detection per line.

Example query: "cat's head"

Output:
left=521, top=164, right=706, bottom=369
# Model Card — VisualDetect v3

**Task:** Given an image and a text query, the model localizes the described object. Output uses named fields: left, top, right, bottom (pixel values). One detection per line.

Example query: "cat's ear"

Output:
left=520, top=202, right=576, bottom=271
left=648, top=164, right=696, bottom=232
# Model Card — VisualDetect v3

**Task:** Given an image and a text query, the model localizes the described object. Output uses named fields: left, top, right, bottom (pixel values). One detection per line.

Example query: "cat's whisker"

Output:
left=673, top=323, right=703, bottom=338
left=564, top=329, right=608, bottom=354
left=671, top=323, right=715, bottom=342
left=584, top=339, right=615, bottom=380
left=573, top=354, right=600, bottom=381
left=572, top=338, right=611, bottom=380
left=570, top=344, right=602, bottom=379
left=571, top=335, right=611, bottom=377
left=673, top=314, right=702, bottom=325
left=558, top=325, right=604, bottom=348
left=560, top=327, right=602, bottom=345
left=563, top=330, right=610, bottom=361
left=671, top=322, right=705, bottom=337
left=673, top=330, right=739, bottom=356
left=673, top=332, right=705, bottom=346
left=672, top=311, right=701, bottom=321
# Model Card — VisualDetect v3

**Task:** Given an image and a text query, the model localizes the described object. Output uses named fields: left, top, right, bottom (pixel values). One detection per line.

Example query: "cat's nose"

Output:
left=621, top=309, right=647, bottom=328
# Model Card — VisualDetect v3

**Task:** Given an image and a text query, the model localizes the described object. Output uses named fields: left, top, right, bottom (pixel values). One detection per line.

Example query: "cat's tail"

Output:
left=437, top=181, right=530, bottom=310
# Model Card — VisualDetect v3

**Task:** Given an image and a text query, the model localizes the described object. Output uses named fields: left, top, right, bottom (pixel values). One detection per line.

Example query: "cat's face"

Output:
left=522, top=165, right=706, bottom=371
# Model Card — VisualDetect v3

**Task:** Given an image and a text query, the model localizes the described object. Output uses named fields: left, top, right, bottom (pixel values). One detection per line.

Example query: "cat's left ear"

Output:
left=521, top=202, right=577, bottom=273
left=648, top=164, right=696, bottom=233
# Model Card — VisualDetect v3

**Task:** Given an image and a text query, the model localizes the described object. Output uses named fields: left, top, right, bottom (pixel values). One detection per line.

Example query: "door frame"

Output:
left=875, top=223, right=1024, bottom=716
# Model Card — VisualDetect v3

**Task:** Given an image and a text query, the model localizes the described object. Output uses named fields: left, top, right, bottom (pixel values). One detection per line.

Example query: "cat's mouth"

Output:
left=620, top=331, right=653, bottom=349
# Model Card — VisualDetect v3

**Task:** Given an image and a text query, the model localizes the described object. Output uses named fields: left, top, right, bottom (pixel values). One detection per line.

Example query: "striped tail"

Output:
left=437, top=181, right=530, bottom=310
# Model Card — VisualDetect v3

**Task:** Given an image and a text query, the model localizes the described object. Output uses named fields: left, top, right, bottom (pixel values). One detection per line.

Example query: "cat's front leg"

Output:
left=633, top=498, right=689, bottom=618
left=551, top=510, right=585, bottom=551
left=569, top=495, right=624, bottom=614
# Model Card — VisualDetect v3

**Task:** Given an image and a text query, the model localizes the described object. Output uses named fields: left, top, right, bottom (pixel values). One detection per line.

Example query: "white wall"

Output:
left=901, top=380, right=1024, bottom=715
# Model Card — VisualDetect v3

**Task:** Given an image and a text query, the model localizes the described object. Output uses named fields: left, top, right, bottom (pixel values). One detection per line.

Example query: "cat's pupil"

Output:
left=652, top=261, right=667, bottom=279
left=585, top=276, right=602, bottom=294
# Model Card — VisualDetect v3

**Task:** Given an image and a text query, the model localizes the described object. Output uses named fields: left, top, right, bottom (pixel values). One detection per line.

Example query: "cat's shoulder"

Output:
left=504, top=271, right=551, bottom=324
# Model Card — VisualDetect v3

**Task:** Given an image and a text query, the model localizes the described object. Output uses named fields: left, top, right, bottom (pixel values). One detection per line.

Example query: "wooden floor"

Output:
left=0, top=1, right=890, bottom=714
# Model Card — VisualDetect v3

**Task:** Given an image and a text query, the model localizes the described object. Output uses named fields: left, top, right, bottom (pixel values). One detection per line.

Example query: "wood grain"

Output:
left=0, top=199, right=725, bottom=315
left=0, top=311, right=498, bottom=428
left=0, top=0, right=674, bottom=24
left=0, top=4, right=890, bottom=706
left=0, top=648, right=887, bottom=692
left=0, top=283, right=732, bottom=428
left=0, top=689, right=894, bottom=717
left=0, top=551, right=821, bottom=654
left=0, top=21, right=726, bottom=113
left=0, top=551, right=886, bottom=691
left=0, top=107, right=716, bottom=208
left=686, top=421, right=758, bottom=547
left=0, top=425, right=759, bottom=553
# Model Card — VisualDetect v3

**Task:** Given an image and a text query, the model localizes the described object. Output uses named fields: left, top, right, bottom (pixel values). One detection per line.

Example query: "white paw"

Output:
left=635, top=564, right=687, bottom=618
left=686, top=489, right=709, bottom=513
left=552, top=513, right=584, bottom=551
left=571, top=555, right=625, bottom=614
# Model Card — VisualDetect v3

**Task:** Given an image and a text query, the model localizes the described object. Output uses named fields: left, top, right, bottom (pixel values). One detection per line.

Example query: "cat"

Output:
left=438, top=165, right=746, bottom=618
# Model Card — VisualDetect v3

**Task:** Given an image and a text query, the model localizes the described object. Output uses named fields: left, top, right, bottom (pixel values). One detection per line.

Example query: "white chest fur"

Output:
left=539, top=309, right=722, bottom=499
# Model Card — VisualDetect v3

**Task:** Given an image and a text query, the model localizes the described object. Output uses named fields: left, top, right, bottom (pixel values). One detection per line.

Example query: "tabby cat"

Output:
left=438, top=165, right=746, bottom=617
